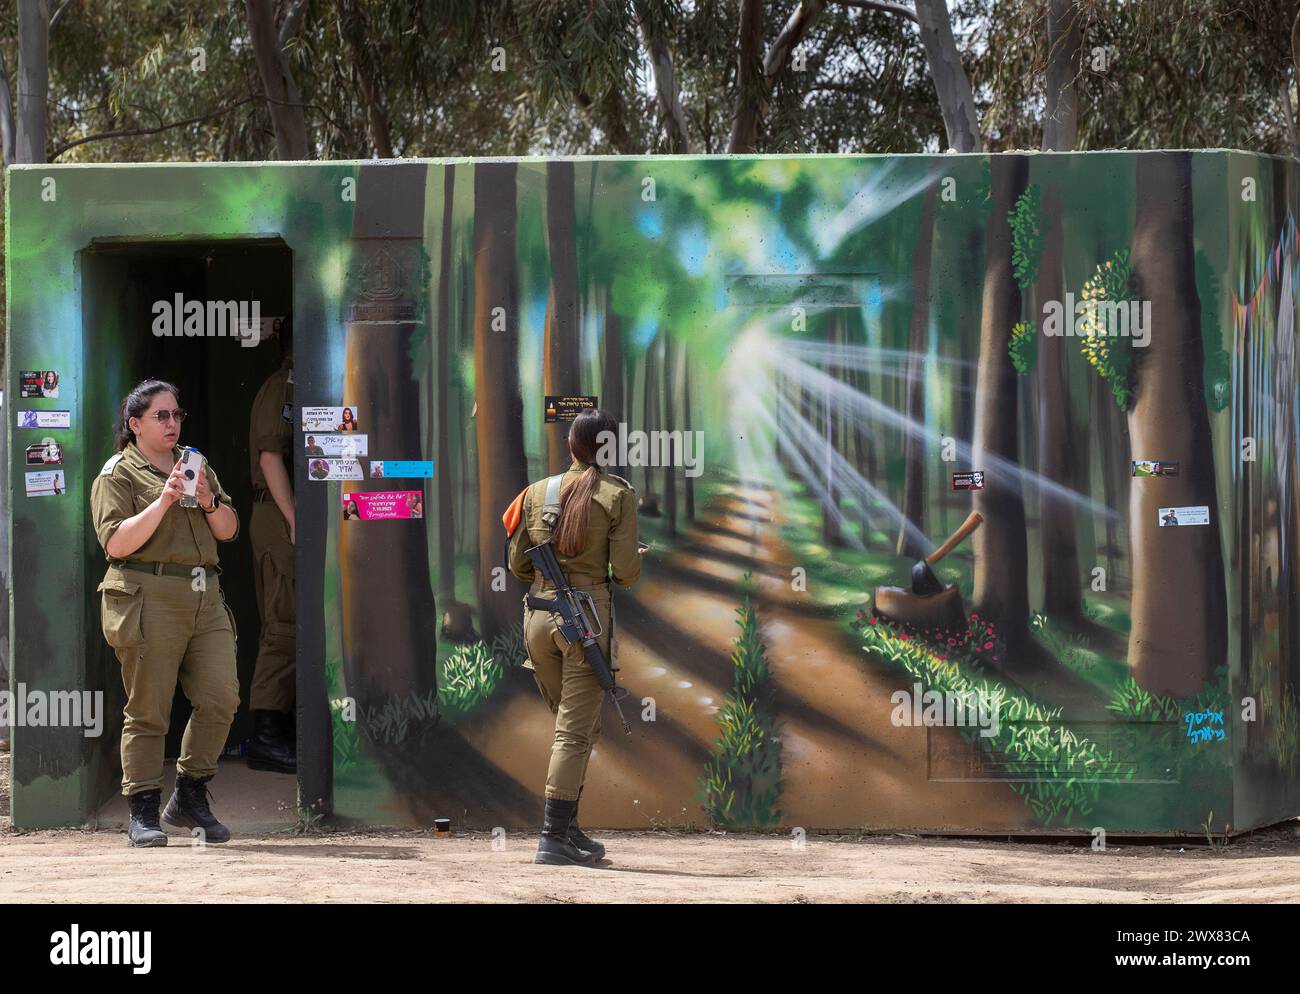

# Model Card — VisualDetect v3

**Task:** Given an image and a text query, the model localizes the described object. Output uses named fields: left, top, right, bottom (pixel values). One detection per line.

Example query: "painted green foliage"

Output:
left=1077, top=248, right=1137, bottom=409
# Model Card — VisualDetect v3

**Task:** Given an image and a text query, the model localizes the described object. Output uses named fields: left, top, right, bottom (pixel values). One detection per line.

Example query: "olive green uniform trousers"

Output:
left=98, top=565, right=240, bottom=795
left=524, top=580, right=613, bottom=801
left=249, top=498, right=296, bottom=712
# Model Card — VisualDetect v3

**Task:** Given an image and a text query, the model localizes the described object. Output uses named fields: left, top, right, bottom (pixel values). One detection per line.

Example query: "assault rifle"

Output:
left=524, top=541, right=631, bottom=735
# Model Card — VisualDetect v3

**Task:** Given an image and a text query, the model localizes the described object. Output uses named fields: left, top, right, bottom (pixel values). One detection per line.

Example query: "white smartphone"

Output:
left=179, top=447, right=204, bottom=507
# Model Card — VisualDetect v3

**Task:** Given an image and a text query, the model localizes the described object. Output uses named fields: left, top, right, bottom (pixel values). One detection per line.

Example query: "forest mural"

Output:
left=7, top=152, right=1300, bottom=833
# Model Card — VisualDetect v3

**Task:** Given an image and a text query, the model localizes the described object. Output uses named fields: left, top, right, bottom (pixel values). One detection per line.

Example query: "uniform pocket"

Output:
left=532, top=671, right=559, bottom=712
left=98, top=576, right=145, bottom=649
left=220, top=594, right=238, bottom=642
left=134, top=485, right=164, bottom=513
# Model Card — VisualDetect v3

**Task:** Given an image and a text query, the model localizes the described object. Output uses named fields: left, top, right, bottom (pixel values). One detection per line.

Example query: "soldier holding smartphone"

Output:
left=91, top=380, right=241, bottom=847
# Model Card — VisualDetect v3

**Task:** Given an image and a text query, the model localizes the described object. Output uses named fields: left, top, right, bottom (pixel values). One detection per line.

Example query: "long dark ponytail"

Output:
left=553, top=408, right=620, bottom=557
left=116, top=379, right=180, bottom=451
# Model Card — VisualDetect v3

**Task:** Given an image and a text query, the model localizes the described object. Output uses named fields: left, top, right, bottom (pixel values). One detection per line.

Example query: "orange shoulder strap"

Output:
left=502, top=485, right=529, bottom=536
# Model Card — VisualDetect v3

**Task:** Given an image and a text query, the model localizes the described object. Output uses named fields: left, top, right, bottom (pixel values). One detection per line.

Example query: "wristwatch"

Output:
left=203, top=492, right=221, bottom=514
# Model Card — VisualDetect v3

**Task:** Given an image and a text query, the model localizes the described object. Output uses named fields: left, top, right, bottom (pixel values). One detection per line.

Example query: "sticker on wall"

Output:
left=1158, top=505, right=1210, bottom=527
left=20, top=370, right=60, bottom=398
left=307, top=457, right=364, bottom=481
left=304, top=433, right=368, bottom=457
left=544, top=395, right=598, bottom=423
left=370, top=460, right=433, bottom=479
left=25, top=469, right=65, bottom=497
left=256, top=315, right=288, bottom=343
left=25, top=440, right=63, bottom=466
left=301, top=406, right=360, bottom=432
left=952, top=471, right=985, bottom=491
left=1133, top=459, right=1179, bottom=477
left=342, top=490, right=424, bottom=520
left=17, top=410, right=70, bottom=429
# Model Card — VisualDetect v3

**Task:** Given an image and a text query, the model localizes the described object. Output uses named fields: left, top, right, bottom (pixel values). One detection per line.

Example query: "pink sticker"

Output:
left=342, top=490, right=424, bottom=520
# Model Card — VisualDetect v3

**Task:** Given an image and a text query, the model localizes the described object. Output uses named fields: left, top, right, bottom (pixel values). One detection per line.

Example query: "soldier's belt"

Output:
left=114, top=560, right=218, bottom=580
left=531, top=574, right=607, bottom=591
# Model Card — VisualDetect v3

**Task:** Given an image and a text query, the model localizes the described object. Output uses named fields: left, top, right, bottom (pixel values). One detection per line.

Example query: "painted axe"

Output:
left=911, top=511, right=984, bottom=596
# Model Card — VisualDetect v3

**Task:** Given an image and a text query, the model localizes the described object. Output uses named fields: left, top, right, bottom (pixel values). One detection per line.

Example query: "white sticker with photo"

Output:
left=17, top=409, right=71, bottom=429
left=306, top=456, right=364, bottom=481
left=25, top=469, right=66, bottom=497
left=301, top=406, right=361, bottom=433
left=1158, top=505, right=1210, bottom=527
left=304, top=433, right=368, bottom=457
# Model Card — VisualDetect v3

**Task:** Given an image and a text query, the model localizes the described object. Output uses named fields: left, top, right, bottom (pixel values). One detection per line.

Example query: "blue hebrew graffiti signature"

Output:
left=1184, top=709, right=1226, bottom=744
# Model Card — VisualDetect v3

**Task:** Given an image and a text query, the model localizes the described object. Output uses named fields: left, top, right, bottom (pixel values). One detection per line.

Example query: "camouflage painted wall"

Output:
left=6, top=152, right=1299, bottom=835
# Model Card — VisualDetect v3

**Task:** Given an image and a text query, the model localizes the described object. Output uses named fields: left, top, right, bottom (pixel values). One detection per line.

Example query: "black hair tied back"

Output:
left=116, top=379, right=180, bottom=451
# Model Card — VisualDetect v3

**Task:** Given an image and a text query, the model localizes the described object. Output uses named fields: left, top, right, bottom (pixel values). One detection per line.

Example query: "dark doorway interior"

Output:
left=81, top=238, right=293, bottom=786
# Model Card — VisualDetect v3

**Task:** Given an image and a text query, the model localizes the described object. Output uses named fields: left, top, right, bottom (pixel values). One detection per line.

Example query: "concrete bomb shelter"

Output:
left=5, top=153, right=1300, bottom=836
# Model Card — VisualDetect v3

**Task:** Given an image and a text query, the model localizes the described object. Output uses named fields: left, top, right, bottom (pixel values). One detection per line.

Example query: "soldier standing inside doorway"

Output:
left=247, top=315, right=296, bottom=773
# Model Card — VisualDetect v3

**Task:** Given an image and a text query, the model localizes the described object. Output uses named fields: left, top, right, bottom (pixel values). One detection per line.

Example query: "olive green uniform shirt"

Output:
left=249, top=357, right=294, bottom=492
left=507, top=459, right=641, bottom=587
left=91, top=442, right=239, bottom=566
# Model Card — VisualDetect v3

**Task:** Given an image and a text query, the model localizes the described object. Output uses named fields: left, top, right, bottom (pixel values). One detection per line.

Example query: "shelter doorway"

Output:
left=80, top=238, right=294, bottom=813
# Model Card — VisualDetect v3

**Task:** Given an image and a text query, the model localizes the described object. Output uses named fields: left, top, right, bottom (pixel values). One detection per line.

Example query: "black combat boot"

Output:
left=162, top=773, right=231, bottom=843
left=534, top=798, right=596, bottom=867
left=567, top=787, right=605, bottom=860
left=248, top=709, right=296, bottom=774
left=126, top=789, right=168, bottom=848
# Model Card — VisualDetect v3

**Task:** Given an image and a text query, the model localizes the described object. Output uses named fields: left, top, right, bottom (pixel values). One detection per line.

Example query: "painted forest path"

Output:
left=656, top=481, right=1031, bottom=832
left=453, top=480, right=1030, bottom=832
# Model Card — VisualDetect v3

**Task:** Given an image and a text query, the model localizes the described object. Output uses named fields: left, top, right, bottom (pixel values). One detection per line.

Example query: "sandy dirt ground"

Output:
left=4, top=755, right=1299, bottom=904
left=3, top=825, right=1298, bottom=904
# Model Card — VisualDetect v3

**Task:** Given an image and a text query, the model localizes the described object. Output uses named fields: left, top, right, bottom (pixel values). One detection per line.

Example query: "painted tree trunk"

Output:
left=640, top=331, right=660, bottom=513
left=473, top=161, right=530, bottom=644
left=683, top=351, right=696, bottom=521
left=823, top=311, right=843, bottom=546
left=436, top=165, right=457, bottom=603
left=1126, top=151, right=1226, bottom=697
left=971, top=154, right=1031, bottom=656
left=897, top=169, right=938, bottom=557
left=339, top=161, right=438, bottom=731
left=1037, top=186, right=1083, bottom=622
left=544, top=161, right=581, bottom=475
left=601, top=286, right=626, bottom=479
left=662, top=331, right=678, bottom=537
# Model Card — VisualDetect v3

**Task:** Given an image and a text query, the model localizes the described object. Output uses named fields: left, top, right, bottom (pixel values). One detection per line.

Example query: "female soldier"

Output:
left=91, top=380, right=242, bottom=847
left=505, top=408, right=643, bottom=866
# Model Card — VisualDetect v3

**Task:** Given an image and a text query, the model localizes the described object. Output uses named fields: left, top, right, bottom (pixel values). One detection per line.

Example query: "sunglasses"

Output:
left=141, top=409, right=187, bottom=424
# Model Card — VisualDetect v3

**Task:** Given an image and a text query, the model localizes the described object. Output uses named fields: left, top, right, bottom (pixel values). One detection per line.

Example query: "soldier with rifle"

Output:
left=503, top=408, right=645, bottom=866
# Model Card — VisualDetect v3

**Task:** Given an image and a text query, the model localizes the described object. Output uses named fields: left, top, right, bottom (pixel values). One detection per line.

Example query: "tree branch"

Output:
left=912, top=0, right=981, bottom=151
left=49, top=0, right=75, bottom=30
left=633, top=0, right=690, bottom=152
left=828, top=0, right=918, bottom=23
left=728, top=0, right=766, bottom=152
left=246, top=0, right=311, bottom=159
left=49, top=95, right=259, bottom=159
left=279, top=0, right=308, bottom=47
left=0, top=49, right=15, bottom=165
